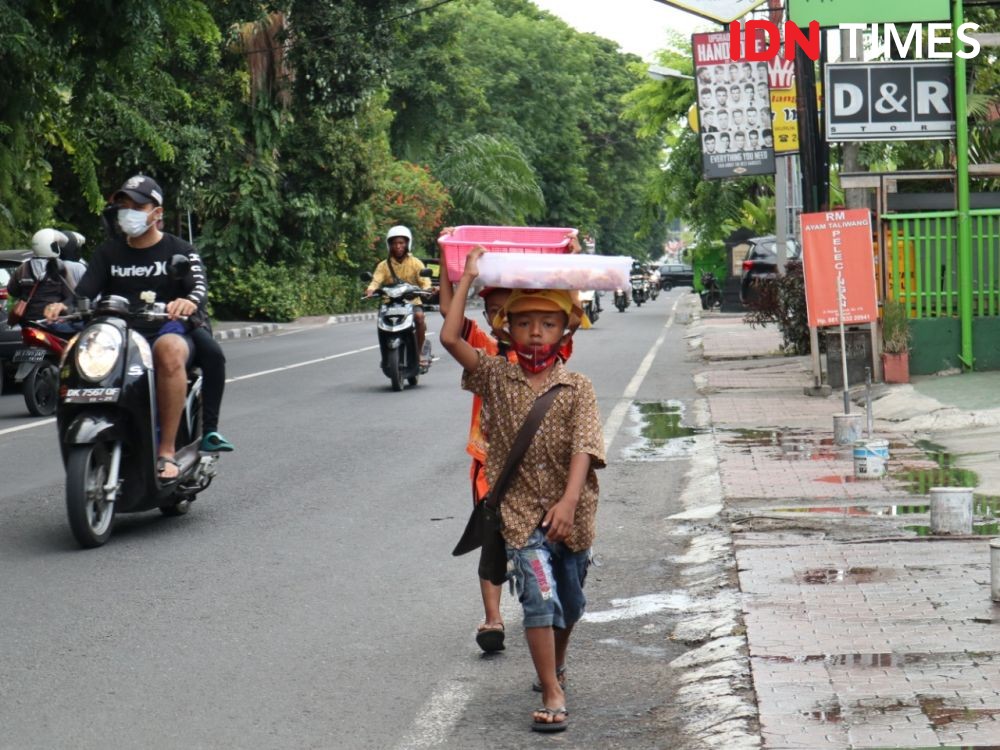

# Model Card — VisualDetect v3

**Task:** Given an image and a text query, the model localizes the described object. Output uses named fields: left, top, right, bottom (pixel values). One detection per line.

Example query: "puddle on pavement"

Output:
left=905, top=521, right=1000, bottom=536
left=919, top=696, right=1000, bottom=728
left=769, top=500, right=1000, bottom=518
left=721, top=428, right=839, bottom=461
left=797, top=567, right=888, bottom=584
left=756, top=653, right=929, bottom=667
left=895, top=440, right=980, bottom=494
left=620, top=401, right=706, bottom=461
left=807, top=703, right=842, bottom=722
left=769, top=504, right=929, bottom=516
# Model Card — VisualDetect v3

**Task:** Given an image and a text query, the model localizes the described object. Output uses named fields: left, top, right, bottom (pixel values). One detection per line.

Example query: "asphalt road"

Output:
left=0, top=288, right=705, bottom=749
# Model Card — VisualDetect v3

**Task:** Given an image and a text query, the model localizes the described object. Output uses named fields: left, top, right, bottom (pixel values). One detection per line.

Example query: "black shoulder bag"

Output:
left=452, top=384, right=565, bottom=585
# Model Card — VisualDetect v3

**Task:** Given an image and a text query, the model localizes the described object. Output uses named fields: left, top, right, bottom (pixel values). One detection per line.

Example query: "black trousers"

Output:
left=190, top=326, right=226, bottom=434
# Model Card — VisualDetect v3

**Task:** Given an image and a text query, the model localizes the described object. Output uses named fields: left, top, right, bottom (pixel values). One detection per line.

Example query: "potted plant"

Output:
left=881, top=298, right=911, bottom=383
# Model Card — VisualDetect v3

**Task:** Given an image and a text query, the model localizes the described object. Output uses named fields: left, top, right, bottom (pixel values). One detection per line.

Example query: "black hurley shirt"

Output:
left=75, top=233, right=208, bottom=335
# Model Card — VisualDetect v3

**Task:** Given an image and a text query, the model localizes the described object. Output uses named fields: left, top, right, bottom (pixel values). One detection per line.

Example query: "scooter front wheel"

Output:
left=387, top=348, right=404, bottom=391
left=66, top=443, right=116, bottom=548
left=23, top=363, right=59, bottom=417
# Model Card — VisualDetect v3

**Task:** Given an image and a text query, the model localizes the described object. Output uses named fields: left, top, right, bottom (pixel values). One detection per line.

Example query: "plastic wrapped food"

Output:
left=439, top=225, right=575, bottom=282
left=476, top=253, right=633, bottom=291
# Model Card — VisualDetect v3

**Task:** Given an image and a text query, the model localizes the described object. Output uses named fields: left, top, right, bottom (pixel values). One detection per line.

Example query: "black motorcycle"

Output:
left=56, top=262, right=219, bottom=548
left=362, top=270, right=434, bottom=391
left=700, top=272, right=722, bottom=310
left=630, top=273, right=649, bottom=307
left=613, top=288, right=630, bottom=312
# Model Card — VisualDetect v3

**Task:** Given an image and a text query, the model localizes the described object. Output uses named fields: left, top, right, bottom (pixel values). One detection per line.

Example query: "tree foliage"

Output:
left=1, top=0, right=671, bottom=317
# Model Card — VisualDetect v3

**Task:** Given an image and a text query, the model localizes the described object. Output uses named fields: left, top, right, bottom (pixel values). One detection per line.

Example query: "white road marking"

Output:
left=602, top=298, right=678, bottom=449
left=393, top=681, right=474, bottom=750
left=224, top=345, right=379, bottom=383
left=0, top=418, right=56, bottom=437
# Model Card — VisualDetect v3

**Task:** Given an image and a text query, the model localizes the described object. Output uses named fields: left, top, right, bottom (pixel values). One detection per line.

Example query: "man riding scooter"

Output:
left=365, top=225, right=433, bottom=368
left=45, top=174, right=232, bottom=480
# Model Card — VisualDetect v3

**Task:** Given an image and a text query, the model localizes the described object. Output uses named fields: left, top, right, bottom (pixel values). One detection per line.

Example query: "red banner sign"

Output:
left=800, top=209, right=878, bottom=327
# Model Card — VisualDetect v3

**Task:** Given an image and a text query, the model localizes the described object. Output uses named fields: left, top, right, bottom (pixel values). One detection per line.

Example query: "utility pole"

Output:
left=953, top=0, right=973, bottom=369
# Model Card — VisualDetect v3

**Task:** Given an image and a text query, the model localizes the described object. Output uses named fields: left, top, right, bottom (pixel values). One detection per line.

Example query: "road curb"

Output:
left=325, top=312, right=379, bottom=325
left=213, top=324, right=282, bottom=341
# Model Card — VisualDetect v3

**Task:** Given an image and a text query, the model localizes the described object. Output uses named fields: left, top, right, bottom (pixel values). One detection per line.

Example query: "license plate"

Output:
left=13, top=349, right=46, bottom=363
left=63, top=387, right=120, bottom=404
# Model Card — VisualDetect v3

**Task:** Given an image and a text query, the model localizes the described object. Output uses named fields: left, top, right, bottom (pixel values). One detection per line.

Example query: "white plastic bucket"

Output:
left=833, top=413, right=863, bottom=445
left=853, top=439, right=889, bottom=479
left=929, top=487, right=974, bottom=535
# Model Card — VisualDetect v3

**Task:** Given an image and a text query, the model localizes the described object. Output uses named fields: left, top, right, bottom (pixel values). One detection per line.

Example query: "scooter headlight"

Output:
left=75, top=324, right=123, bottom=382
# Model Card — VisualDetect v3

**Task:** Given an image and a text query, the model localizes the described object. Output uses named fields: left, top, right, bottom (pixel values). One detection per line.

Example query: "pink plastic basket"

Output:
left=438, top=225, right=576, bottom=282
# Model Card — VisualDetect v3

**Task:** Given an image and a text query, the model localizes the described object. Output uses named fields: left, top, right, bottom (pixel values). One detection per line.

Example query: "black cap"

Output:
left=112, top=175, right=163, bottom=207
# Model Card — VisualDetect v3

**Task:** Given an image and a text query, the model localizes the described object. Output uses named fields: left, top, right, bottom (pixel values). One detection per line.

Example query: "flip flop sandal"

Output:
left=475, top=623, right=505, bottom=653
left=156, top=456, right=181, bottom=482
left=532, top=664, right=566, bottom=693
left=531, top=706, right=568, bottom=733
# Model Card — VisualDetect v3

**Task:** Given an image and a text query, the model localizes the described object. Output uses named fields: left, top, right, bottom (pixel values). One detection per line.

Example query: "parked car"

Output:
left=0, top=249, right=33, bottom=391
left=658, top=263, right=694, bottom=290
left=739, top=236, right=801, bottom=305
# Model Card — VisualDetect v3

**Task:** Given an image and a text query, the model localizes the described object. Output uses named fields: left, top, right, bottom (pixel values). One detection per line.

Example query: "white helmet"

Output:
left=31, top=228, right=68, bottom=259
left=385, top=225, right=413, bottom=254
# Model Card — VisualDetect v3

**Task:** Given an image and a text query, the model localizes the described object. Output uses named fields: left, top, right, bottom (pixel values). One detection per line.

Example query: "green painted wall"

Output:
left=909, top=319, right=959, bottom=374
left=908, top=317, right=1000, bottom=374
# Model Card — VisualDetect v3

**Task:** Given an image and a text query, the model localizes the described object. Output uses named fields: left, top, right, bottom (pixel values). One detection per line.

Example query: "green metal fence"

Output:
left=883, top=209, right=1000, bottom=319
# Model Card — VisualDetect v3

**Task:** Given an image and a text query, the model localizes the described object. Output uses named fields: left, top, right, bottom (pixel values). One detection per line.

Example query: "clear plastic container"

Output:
left=439, top=225, right=575, bottom=282
left=476, top=253, right=633, bottom=291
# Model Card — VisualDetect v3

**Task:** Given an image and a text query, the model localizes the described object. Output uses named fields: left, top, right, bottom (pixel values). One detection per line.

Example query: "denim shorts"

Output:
left=508, top=527, right=591, bottom=629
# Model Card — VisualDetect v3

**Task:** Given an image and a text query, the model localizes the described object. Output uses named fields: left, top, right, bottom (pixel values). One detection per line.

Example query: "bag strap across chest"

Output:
left=484, top=384, right=566, bottom=510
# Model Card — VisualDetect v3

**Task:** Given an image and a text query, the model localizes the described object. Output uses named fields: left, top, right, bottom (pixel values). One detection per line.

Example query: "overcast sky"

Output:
left=531, top=0, right=718, bottom=60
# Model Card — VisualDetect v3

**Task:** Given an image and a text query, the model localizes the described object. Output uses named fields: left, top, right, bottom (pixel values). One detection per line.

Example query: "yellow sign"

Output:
left=767, top=83, right=823, bottom=154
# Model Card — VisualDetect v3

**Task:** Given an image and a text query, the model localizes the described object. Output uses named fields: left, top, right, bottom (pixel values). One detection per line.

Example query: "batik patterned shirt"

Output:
left=462, top=352, right=605, bottom=551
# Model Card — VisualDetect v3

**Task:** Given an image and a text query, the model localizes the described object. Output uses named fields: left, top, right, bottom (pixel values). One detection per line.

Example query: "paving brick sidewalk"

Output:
left=694, top=313, right=1000, bottom=750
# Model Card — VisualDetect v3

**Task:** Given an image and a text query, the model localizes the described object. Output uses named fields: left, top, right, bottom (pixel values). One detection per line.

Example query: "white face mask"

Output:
left=117, top=208, right=153, bottom=238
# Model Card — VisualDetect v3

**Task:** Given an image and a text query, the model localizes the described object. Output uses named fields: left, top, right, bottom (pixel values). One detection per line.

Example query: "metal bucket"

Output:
left=929, top=487, right=974, bottom=535
left=853, top=439, right=889, bottom=479
left=833, top=413, right=863, bottom=445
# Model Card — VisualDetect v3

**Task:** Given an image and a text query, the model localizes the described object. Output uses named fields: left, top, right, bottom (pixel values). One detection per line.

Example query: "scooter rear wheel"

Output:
left=24, top=363, right=58, bottom=417
left=66, top=443, right=115, bottom=548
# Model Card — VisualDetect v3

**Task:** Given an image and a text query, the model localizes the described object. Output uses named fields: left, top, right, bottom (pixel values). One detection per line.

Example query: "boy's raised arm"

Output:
left=439, top=246, right=486, bottom=372
left=437, top=229, right=455, bottom=319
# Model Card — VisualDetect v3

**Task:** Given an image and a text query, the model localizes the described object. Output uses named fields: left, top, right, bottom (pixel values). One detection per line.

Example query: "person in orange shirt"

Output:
left=439, top=260, right=512, bottom=653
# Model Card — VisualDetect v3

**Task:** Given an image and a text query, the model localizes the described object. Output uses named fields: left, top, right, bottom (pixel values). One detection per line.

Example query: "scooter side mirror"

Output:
left=360, top=271, right=373, bottom=282
left=168, top=254, right=191, bottom=280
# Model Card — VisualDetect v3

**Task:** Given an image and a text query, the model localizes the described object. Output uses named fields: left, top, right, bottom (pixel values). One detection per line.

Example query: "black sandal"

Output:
left=531, top=706, right=568, bottom=733
left=475, top=623, right=505, bottom=653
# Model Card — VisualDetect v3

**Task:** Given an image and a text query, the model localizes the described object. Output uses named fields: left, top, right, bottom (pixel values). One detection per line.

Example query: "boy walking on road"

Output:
left=439, top=247, right=605, bottom=733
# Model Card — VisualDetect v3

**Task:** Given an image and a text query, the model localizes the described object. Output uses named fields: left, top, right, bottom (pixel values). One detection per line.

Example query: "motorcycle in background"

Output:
left=613, top=287, right=630, bottom=312
left=579, top=289, right=600, bottom=324
left=55, top=257, right=220, bottom=548
left=362, top=269, right=434, bottom=391
left=647, top=265, right=660, bottom=301
left=14, top=321, right=70, bottom=416
left=700, top=271, right=722, bottom=310
left=630, top=271, right=649, bottom=307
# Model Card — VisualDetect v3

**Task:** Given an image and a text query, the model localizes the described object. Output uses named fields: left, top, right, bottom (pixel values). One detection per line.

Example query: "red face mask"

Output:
left=510, top=340, right=561, bottom=374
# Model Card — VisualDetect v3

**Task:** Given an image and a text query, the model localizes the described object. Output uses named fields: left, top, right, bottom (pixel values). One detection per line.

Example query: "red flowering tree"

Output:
left=366, top=160, right=451, bottom=263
